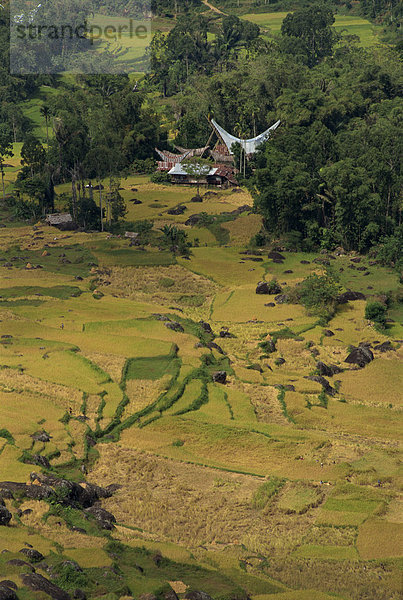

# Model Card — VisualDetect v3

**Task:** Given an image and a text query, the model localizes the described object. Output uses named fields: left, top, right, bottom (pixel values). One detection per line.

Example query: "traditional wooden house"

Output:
left=167, top=163, right=237, bottom=188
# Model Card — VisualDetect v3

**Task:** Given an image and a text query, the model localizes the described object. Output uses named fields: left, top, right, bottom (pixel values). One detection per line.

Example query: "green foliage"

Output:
left=281, top=5, right=338, bottom=67
left=298, top=273, right=341, bottom=316
left=150, top=170, right=170, bottom=184
left=365, top=301, right=387, bottom=328
left=375, top=225, right=403, bottom=270
left=0, top=428, right=14, bottom=444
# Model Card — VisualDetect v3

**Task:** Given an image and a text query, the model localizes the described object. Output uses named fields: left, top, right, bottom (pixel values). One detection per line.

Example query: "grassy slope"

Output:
left=0, top=182, right=401, bottom=599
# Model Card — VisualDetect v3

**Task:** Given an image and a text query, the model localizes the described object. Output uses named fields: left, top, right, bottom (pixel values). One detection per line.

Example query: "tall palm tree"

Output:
left=40, top=105, right=51, bottom=147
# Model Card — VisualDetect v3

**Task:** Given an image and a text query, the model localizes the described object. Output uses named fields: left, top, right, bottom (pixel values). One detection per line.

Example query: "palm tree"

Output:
left=40, top=105, right=51, bottom=147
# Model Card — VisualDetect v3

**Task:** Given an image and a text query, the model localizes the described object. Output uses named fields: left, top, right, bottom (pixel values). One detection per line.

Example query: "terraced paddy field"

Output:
left=0, top=185, right=402, bottom=599
left=241, top=13, right=383, bottom=47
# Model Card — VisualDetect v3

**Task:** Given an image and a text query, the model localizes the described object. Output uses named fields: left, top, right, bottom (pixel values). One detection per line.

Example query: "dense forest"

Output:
left=0, top=0, right=402, bottom=259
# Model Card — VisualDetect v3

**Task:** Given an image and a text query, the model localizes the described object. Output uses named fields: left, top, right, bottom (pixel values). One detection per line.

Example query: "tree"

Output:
left=365, top=301, right=387, bottom=328
left=281, top=5, right=338, bottom=67
left=40, top=105, right=52, bottom=147
left=181, top=157, right=212, bottom=196
left=0, top=124, right=13, bottom=202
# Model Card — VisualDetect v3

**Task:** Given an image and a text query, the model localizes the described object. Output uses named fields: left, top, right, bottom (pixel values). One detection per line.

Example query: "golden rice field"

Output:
left=0, top=181, right=401, bottom=599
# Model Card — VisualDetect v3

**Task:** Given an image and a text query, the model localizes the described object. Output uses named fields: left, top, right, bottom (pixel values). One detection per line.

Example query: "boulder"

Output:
left=0, top=583, right=16, bottom=592
left=374, top=341, right=394, bottom=352
left=316, top=362, right=343, bottom=377
left=20, top=573, right=71, bottom=600
left=350, top=256, right=361, bottom=263
left=0, top=506, right=11, bottom=526
left=185, top=214, right=202, bottom=226
left=345, top=346, right=374, bottom=368
left=85, top=505, right=116, bottom=530
left=6, top=559, right=34, bottom=571
left=0, top=585, right=17, bottom=600
left=219, top=329, right=234, bottom=338
left=19, top=548, right=44, bottom=563
left=165, top=322, right=184, bottom=333
left=190, top=195, right=203, bottom=203
left=167, top=205, right=186, bottom=215
left=163, top=591, right=178, bottom=600
left=212, top=371, right=227, bottom=384
left=152, top=314, right=170, bottom=322
left=199, top=320, right=213, bottom=334
left=256, top=282, right=270, bottom=294
left=268, top=251, right=285, bottom=261
left=305, top=375, right=336, bottom=396
left=264, top=302, right=275, bottom=307
left=207, top=342, right=224, bottom=355
left=275, top=357, right=286, bottom=366
left=73, top=590, right=86, bottom=600
left=323, top=329, right=334, bottom=337
left=185, top=593, right=213, bottom=600
left=337, top=291, right=366, bottom=303
left=300, top=260, right=310, bottom=264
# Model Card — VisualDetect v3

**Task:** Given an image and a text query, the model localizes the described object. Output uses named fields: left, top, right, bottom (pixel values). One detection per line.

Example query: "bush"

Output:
left=150, top=170, right=170, bottom=184
left=298, top=273, right=341, bottom=318
left=365, top=301, right=387, bottom=328
left=132, top=157, right=156, bottom=173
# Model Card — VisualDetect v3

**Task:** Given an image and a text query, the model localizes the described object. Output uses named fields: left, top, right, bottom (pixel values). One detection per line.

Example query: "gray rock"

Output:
left=21, top=573, right=71, bottom=600
left=19, top=549, right=44, bottom=563
left=268, top=251, right=285, bottom=260
left=374, top=341, right=394, bottom=352
left=0, top=584, right=17, bottom=600
left=212, top=371, right=227, bottom=384
left=165, top=322, right=184, bottom=333
left=0, top=506, right=11, bottom=526
left=85, top=505, right=116, bottom=530
left=305, top=375, right=336, bottom=396
left=316, top=362, right=343, bottom=377
left=345, top=346, right=374, bottom=368
left=337, top=291, right=366, bottom=303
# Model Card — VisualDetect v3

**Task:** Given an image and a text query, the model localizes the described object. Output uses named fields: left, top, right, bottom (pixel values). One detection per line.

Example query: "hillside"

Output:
left=0, top=179, right=402, bottom=599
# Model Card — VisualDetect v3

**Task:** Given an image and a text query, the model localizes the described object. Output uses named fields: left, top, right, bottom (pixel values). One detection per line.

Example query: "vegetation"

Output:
left=0, top=0, right=401, bottom=598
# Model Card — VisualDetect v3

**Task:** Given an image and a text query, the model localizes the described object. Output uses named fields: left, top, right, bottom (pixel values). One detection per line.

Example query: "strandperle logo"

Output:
left=9, top=0, right=152, bottom=74
left=14, top=20, right=149, bottom=44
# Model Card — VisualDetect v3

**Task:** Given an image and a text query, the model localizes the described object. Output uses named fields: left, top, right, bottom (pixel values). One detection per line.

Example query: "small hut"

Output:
left=46, top=213, right=74, bottom=230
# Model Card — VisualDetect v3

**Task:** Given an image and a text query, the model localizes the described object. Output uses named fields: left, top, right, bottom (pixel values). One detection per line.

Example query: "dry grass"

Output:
left=222, top=214, right=262, bottom=246
left=125, top=378, right=166, bottom=415
left=357, top=519, right=403, bottom=559
left=84, top=352, right=126, bottom=383
left=337, top=357, right=403, bottom=408
left=97, top=264, right=219, bottom=303
left=88, top=445, right=319, bottom=555
left=0, top=367, right=82, bottom=410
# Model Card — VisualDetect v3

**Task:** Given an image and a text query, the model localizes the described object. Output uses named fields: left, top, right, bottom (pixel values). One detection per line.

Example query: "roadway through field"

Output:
left=201, top=0, right=226, bottom=15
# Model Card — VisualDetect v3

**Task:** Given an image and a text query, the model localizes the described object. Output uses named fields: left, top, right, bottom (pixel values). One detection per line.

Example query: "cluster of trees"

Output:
left=149, top=13, right=260, bottom=96
left=163, top=6, right=401, bottom=253
left=8, top=74, right=165, bottom=228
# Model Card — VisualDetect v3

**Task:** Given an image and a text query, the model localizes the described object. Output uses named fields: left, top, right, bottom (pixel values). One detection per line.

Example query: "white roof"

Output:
left=211, top=119, right=281, bottom=155
left=168, top=163, right=218, bottom=176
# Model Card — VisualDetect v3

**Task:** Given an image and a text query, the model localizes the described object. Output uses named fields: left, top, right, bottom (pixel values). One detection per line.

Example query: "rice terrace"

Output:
left=0, top=0, right=402, bottom=599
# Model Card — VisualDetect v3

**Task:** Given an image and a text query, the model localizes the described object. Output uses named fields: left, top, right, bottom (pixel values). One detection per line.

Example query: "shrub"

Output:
left=150, top=170, right=170, bottom=184
left=298, top=273, right=341, bottom=318
left=365, top=301, right=387, bottom=328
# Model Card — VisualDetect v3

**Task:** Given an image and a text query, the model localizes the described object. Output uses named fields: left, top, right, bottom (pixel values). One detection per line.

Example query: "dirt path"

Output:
left=201, top=0, right=226, bottom=15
